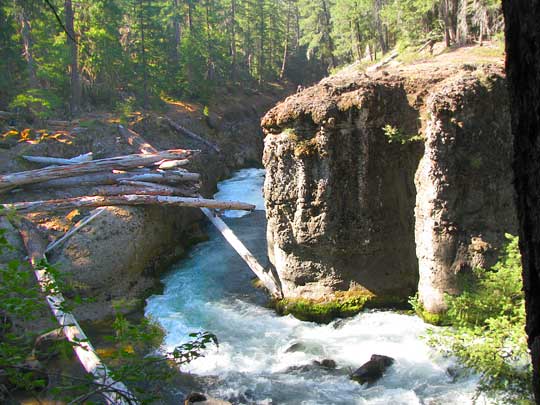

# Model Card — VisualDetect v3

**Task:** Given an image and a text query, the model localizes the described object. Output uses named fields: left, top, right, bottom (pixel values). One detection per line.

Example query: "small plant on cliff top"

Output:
left=382, top=124, right=424, bottom=144
left=425, top=234, right=532, bottom=403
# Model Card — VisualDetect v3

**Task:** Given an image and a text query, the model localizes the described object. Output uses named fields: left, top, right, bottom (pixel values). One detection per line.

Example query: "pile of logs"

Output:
left=0, top=128, right=254, bottom=214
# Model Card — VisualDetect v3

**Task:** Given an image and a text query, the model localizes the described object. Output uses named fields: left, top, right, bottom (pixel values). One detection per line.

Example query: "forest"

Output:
left=4, top=0, right=535, bottom=404
left=1, top=0, right=501, bottom=117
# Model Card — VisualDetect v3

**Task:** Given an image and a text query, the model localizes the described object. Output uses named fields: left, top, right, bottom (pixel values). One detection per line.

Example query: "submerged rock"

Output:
left=351, top=354, right=395, bottom=385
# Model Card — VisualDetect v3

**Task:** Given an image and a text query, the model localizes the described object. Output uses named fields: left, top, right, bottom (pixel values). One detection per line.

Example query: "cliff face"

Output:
left=262, top=57, right=516, bottom=311
left=415, top=71, right=515, bottom=313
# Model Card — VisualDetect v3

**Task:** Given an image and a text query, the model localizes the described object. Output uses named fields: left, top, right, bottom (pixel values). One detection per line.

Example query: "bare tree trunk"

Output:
left=353, top=21, right=363, bottom=61
left=440, top=0, right=458, bottom=47
left=503, top=1, right=540, bottom=402
left=280, top=0, right=291, bottom=79
left=0, top=149, right=195, bottom=192
left=187, top=0, right=193, bottom=32
left=373, top=0, right=387, bottom=54
left=64, top=0, right=81, bottom=115
left=172, top=0, right=181, bottom=65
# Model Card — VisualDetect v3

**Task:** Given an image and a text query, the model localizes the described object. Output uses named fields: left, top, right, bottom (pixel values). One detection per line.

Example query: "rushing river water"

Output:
left=145, top=168, right=486, bottom=405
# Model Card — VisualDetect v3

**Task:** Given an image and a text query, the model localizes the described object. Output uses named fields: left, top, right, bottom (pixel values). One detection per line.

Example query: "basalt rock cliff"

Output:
left=262, top=53, right=516, bottom=314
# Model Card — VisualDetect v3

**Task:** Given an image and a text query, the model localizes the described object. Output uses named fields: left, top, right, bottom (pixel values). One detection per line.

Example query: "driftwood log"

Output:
left=45, top=208, right=106, bottom=253
left=157, top=159, right=189, bottom=170
left=164, top=117, right=221, bottom=153
left=117, top=124, right=158, bottom=154
left=201, top=208, right=283, bottom=299
left=119, top=171, right=200, bottom=184
left=16, top=218, right=136, bottom=404
left=3, top=194, right=255, bottom=214
left=0, top=149, right=196, bottom=192
left=22, top=152, right=93, bottom=165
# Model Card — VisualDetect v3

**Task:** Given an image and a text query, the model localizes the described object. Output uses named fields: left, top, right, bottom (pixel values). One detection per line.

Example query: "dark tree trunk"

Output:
left=172, top=0, right=181, bottom=65
left=230, top=0, right=237, bottom=80
left=321, top=0, right=336, bottom=69
left=17, top=5, right=38, bottom=88
left=64, top=0, right=81, bottom=115
left=257, top=0, right=265, bottom=85
left=373, top=0, right=387, bottom=53
left=502, top=1, right=540, bottom=402
left=139, top=0, right=148, bottom=109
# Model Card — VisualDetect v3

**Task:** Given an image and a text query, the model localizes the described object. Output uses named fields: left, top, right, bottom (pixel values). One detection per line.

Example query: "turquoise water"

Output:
left=145, top=168, right=484, bottom=405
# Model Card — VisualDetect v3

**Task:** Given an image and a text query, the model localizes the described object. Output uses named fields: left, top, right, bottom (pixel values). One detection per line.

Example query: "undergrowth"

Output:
left=419, top=234, right=533, bottom=403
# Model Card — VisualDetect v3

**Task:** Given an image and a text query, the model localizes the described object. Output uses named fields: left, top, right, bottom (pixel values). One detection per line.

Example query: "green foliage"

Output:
left=426, top=235, right=533, bottom=403
left=9, top=88, right=62, bottom=120
left=382, top=124, right=424, bottom=144
left=0, top=216, right=218, bottom=403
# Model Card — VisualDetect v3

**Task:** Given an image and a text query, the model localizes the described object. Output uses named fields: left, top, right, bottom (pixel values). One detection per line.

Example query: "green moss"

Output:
left=408, top=293, right=450, bottom=326
left=272, top=291, right=408, bottom=323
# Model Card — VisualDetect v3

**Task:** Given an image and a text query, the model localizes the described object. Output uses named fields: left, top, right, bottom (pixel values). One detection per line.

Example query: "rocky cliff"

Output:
left=262, top=50, right=516, bottom=315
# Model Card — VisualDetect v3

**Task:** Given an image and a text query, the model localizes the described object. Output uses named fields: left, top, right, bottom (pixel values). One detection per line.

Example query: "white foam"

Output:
left=145, top=168, right=487, bottom=404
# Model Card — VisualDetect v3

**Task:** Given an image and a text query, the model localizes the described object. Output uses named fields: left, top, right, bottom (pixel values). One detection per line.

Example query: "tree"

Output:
left=64, top=0, right=81, bottom=115
left=502, top=1, right=540, bottom=402
left=298, top=0, right=336, bottom=71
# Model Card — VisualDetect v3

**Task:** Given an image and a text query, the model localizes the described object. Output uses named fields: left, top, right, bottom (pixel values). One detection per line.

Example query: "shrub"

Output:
left=9, top=89, right=62, bottom=120
left=425, top=234, right=533, bottom=403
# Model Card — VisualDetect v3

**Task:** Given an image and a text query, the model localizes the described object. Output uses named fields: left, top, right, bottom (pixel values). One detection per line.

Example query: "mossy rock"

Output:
left=272, top=292, right=408, bottom=324
left=412, top=304, right=451, bottom=326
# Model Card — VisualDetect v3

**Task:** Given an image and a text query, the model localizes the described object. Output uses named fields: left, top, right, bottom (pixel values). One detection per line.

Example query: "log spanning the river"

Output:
left=114, top=125, right=282, bottom=298
left=2, top=194, right=255, bottom=214
left=0, top=149, right=197, bottom=193
left=201, top=208, right=283, bottom=299
left=16, top=218, right=137, bottom=405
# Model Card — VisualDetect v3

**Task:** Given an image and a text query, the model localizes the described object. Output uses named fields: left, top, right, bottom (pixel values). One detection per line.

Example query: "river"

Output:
left=145, top=168, right=485, bottom=405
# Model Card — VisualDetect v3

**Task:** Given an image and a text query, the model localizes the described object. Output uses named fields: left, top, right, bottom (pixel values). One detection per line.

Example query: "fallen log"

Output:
left=158, top=159, right=190, bottom=170
left=164, top=117, right=221, bottom=153
left=366, top=51, right=399, bottom=72
left=120, top=171, right=201, bottom=184
left=3, top=194, right=255, bottom=214
left=16, top=218, right=137, bottom=404
left=201, top=208, right=283, bottom=299
left=117, top=124, right=157, bottom=154
left=0, top=149, right=196, bottom=193
left=22, top=152, right=93, bottom=165
left=45, top=208, right=106, bottom=253
left=118, top=180, right=198, bottom=196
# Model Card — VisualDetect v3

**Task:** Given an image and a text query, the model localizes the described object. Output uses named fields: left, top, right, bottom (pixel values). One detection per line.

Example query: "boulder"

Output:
left=351, top=354, right=394, bottom=385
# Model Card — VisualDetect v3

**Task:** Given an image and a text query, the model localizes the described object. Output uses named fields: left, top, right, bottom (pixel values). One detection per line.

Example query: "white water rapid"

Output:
left=145, top=168, right=486, bottom=405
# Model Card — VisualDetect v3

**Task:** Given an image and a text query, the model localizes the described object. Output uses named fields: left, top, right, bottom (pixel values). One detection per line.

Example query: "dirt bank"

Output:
left=0, top=86, right=291, bottom=323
